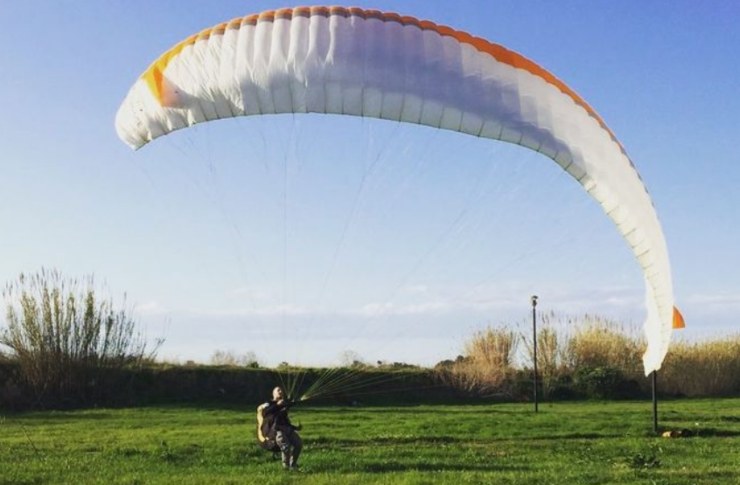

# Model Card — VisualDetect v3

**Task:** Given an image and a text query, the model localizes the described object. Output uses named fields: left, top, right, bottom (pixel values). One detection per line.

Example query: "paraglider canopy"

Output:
left=115, top=6, right=682, bottom=374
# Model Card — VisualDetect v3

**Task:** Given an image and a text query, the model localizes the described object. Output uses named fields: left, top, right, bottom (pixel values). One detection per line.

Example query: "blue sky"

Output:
left=1, top=1, right=738, bottom=366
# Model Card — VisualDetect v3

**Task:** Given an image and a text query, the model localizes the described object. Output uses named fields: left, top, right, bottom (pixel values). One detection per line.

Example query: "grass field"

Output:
left=2, top=399, right=738, bottom=484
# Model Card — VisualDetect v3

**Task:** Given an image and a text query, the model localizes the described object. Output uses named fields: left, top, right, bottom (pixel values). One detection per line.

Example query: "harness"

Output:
left=256, top=402, right=280, bottom=453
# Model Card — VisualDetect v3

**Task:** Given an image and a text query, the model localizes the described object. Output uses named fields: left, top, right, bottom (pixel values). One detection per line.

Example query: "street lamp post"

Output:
left=531, top=295, right=538, bottom=413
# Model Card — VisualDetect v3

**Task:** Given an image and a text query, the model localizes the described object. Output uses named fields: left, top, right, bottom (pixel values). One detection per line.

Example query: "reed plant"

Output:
left=660, top=335, right=740, bottom=396
left=438, top=326, right=519, bottom=395
left=0, top=269, right=161, bottom=407
left=520, top=311, right=569, bottom=398
left=565, top=314, right=644, bottom=380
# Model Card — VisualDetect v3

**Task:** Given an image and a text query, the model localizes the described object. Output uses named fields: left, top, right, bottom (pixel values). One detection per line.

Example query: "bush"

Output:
left=0, top=269, right=162, bottom=408
left=573, top=366, right=625, bottom=399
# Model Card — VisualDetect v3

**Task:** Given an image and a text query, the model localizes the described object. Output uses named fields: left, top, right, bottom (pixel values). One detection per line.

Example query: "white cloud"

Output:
left=355, top=300, right=452, bottom=317
left=400, top=284, right=429, bottom=294
left=184, top=303, right=315, bottom=318
left=229, top=286, right=273, bottom=301
left=146, top=283, right=646, bottom=323
left=688, top=292, right=740, bottom=306
left=134, top=301, right=169, bottom=315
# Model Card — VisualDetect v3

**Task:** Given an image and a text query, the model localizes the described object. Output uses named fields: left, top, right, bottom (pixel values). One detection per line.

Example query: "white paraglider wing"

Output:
left=115, top=6, right=683, bottom=374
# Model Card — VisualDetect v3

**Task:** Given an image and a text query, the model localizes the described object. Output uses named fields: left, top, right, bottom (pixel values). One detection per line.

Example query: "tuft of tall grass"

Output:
left=520, top=311, right=569, bottom=398
left=437, top=326, right=518, bottom=395
left=465, top=326, right=519, bottom=369
left=564, top=314, right=644, bottom=381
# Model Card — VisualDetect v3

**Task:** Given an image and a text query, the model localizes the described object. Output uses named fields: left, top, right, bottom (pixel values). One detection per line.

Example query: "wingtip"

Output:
left=672, top=306, right=685, bottom=329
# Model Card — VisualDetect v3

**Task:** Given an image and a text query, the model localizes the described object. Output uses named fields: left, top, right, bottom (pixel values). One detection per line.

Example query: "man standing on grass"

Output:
left=261, top=386, right=303, bottom=470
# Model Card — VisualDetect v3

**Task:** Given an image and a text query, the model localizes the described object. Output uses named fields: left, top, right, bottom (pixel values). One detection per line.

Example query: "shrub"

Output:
left=571, top=365, right=643, bottom=400
left=376, top=360, right=419, bottom=370
left=0, top=269, right=162, bottom=408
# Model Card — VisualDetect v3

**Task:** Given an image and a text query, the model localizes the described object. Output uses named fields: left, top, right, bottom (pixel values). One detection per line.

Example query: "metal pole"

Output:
left=531, top=295, right=538, bottom=413
left=652, top=370, right=658, bottom=434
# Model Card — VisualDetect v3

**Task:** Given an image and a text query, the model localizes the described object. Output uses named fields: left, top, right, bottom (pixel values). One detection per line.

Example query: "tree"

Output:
left=210, top=349, right=260, bottom=368
left=338, top=350, right=366, bottom=369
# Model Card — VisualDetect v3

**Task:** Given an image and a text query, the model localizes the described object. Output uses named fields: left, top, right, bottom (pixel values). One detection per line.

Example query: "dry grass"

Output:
left=447, top=313, right=739, bottom=398
left=438, top=327, right=518, bottom=395
left=660, top=335, right=740, bottom=396
left=564, top=315, right=644, bottom=380
left=520, top=312, right=569, bottom=398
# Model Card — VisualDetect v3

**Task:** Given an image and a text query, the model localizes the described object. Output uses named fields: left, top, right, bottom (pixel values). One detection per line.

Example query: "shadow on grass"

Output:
left=357, top=462, right=530, bottom=473
left=7, top=411, right=114, bottom=422
left=718, top=415, right=740, bottom=423
left=95, top=401, right=522, bottom=413
left=518, top=432, right=625, bottom=441
left=320, top=405, right=524, bottom=414
left=686, top=428, right=740, bottom=438
left=680, top=469, right=740, bottom=481
left=311, top=436, right=463, bottom=447
left=311, top=432, right=629, bottom=447
left=521, top=428, right=740, bottom=440
left=303, top=461, right=530, bottom=474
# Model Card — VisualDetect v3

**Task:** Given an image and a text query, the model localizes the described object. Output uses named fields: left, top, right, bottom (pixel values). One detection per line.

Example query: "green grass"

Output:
left=1, top=399, right=739, bottom=484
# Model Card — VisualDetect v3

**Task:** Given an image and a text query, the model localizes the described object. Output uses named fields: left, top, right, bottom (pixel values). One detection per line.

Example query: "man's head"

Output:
left=272, top=386, right=284, bottom=401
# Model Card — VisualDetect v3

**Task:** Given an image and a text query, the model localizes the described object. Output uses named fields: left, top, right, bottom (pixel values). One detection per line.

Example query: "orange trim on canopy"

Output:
left=140, top=6, right=616, bottom=143
left=672, top=307, right=685, bottom=329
